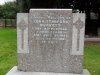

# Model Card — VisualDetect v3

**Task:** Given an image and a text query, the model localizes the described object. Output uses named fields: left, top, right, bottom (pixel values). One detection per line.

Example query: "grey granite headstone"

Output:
left=17, top=9, right=86, bottom=74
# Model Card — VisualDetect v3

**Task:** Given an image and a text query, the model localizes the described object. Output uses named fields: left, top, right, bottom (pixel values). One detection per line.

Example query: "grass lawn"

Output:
left=0, top=28, right=17, bottom=75
left=84, top=43, right=100, bottom=75
left=0, top=28, right=100, bottom=75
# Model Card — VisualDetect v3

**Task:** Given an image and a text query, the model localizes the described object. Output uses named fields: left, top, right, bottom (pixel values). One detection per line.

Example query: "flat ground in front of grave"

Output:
left=0, top=28, right=100, bottom=75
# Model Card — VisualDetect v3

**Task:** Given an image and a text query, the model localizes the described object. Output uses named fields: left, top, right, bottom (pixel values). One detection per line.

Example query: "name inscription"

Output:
left=31, top=15, right=71, bottom=43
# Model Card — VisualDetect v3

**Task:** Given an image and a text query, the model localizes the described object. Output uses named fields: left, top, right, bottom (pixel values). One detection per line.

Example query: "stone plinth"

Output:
left=6, top=66, right=90, bottom=75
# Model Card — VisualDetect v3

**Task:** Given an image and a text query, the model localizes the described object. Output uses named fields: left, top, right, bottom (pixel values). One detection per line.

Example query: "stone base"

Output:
left=6, top=66, right=90, bottom=75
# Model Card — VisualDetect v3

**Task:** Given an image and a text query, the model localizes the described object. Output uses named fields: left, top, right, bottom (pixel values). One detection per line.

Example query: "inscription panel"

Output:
left=29, top=10, right=72, bottom=44
left=31, top=19, right=69, bottom=43
left=28, top=9, right=73, bottom=72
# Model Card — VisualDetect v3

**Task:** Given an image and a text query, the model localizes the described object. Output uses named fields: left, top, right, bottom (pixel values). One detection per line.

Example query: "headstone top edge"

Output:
left=30, top=9, right=72, bottom=13
left=30, top=9, right=72, bottom=10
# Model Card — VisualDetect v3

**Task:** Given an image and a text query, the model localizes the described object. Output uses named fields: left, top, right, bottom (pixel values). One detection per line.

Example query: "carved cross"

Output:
left=18, top=20, right=27, bottom=50
left=74, top=18, right=84, bottom=51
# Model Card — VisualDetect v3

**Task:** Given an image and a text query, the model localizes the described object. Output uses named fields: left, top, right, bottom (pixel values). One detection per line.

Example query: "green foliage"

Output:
left=0, top=1, right=19, bottom=19
left=0, top=5, right=4, bottom=18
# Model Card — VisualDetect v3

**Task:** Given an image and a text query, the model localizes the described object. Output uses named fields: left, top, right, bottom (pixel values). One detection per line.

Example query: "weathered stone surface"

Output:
left=17, top=13, right=30, bottom=71
left=17, top=9, right=85, bottom=74
left=71, top=13, right=85, bottom=55
left=17, top=13, right=29, bottom=53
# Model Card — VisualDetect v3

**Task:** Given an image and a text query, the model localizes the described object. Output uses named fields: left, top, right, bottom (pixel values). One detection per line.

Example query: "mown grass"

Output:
left=0, top=28, right=17, bottom=75
left=84, top=43, right=100, bottom=75
left=0, top=28, right=100, bottom=75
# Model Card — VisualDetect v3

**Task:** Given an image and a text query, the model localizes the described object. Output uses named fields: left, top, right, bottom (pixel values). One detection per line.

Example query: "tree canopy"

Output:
left=0, top=1, right=19, bottom=19
left=17, top=0, right=100, bottom=13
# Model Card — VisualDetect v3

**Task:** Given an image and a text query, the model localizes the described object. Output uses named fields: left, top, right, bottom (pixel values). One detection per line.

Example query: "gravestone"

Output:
left=6, top=9, right=90, bottom=75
